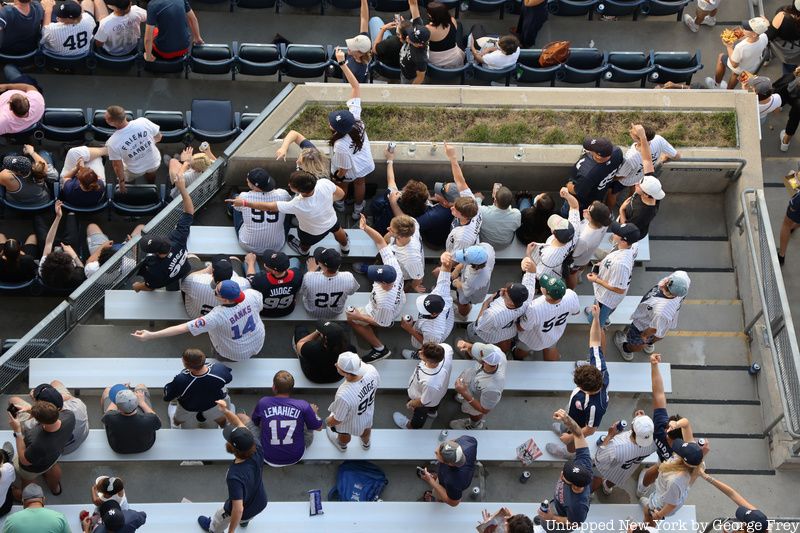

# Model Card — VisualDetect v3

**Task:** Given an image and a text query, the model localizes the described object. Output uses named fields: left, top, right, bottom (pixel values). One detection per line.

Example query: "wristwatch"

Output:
left=338, top=59, right=346, bottom=66
left=12, top=432, right=20, bottom=438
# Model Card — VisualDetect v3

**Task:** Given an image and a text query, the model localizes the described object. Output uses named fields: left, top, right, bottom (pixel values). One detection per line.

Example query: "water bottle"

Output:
left=519, top=471, right=531, bottom=484
left=346, top=306, right=355, bottom=313
left=597, top=3, right=604, bottom=10
left=697, top=438, right=706, bottom=447
left=403, top=314, right=413, bottom=323
left=199, top=141, right=210, bottom=152
left=748, top=362, right=761, bottom=375
left=470, top=486, right=480, bottom=500
left=387, top=142, right=396, bottom=153
left=596, top=435, right=606, bottom=447
left=617, top=420, right=628, bottom=431
left=438, top=430, right=448, bottom=442
left=604, top=71, right=613, bottom=80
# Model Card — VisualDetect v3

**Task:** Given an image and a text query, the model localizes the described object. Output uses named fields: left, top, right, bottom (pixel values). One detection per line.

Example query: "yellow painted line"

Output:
left=666, top=330, right=748, bottom=338
left=683, top=299, right=742, bottom=305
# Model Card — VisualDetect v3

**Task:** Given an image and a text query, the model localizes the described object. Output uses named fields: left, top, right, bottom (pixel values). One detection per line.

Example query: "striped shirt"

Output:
left=235, top=189, right=292, bottom=253
left=594, top=430, right=656, bottom=486
left=630, top=278, right=688, bottom=337
left=300, top=270, right=360, bottom=318
left=364, top=248, right=405, bottom=327
left=445, top=188, right=482, bottom=253
left=593, top=243, right=638, bottom=309
left=474, top=295, right=529, bottom=344
left=518, top=278, right=580, bottom=351
left=457, top=242, right=496, bottom=302
left=328, top=363, right=380, bottom=435
left=186, top=289, right=265, bottom=361
left=412, top=271, right=454, bottom=347
left=40, top=12, right=95, bottom=56
left=616, top=135, right=677, bottom=187
left=391, top=219, right=424, bottom=281
left=567, top=347, right=609, bottom=428
left=180, top=271, right=251, bottom=318
left=407, top=343, right=453, bottom=407
left=530, top=208, right=579, bottom=280
left=330, top=98, right=375, bottom=182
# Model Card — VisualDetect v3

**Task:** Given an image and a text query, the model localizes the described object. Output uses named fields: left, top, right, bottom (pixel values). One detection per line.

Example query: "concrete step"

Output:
left=647, top=240, right=734, bottom=270
left=670, top=368, right=758, bottom=402
left=648, top=194, right=727, bottom=239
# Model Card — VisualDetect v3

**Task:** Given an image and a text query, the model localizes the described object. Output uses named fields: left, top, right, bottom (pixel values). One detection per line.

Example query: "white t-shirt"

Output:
left=0, top=463, right=15, bottom=502
left=728, top=34, right=768, bottom=74
left=617, top=135, right=678, bottom=186
left=61, top=146, right=106, bottom=181
left=106, top=118, right=162, bottom=175
left=458, top=356, right=506, bottom=410
left=391, top=219, right=424, bottom=281
left=759, top=94, right=782, bottom=123
left=330, top=98, right=375, bottom=182
left=482, top=47, right=520, bottom=69
left=572, top=220, right=608, bottom=267
left=459, top=242, right=496, bottom=300
left=407, top=343, right=453, bottom=407
left=276, top=178, right=338, bottom=236
left=94, top=6, right=147, bottom=56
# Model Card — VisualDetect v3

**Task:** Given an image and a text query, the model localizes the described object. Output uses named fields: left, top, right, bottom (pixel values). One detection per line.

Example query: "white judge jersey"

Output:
left=593, top=430, right=656, bottom=486
left=234, top=189, right=292, bottom=253
left=328, top=363, right=381, bottom=435
left=300, top=271, right=360, bottom=318
left=180, top=272, right=251, bottom=317
left=630, top=277, right=689, bottom=337
left=186, top=289, right=265, bottom=361
left=445, top=188, right=482, bottom=253
left=518, top=279, right=580, bottom=350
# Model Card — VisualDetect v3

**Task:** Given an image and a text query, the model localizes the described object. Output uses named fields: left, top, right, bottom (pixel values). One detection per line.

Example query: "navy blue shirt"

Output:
left=94, top=509, right=147, bottom=532
left=163, top=362, right=233, bottom=412
left=61, top=178, right=105, bottom=208
left=344, top=32, right=370, bottom=84
left=417, top=204, right=453, bottom=249
left=552, top=447, right=592, bottom=524
left=437, top=436, right=478, bottom=501
left=140, top=212, right=193, bottom=289
left=788, top=190, right=800, bottom=223
left=652, top=407, right=672, bottom=462
left=146, top=0, right=191, bottom=54
left=568, top=148, right=623, bottom=211
left=0, top=2, right=43, bottom=54
left=224, top=441, right=268, bottom=521
left=567, top=347, right=609, bottom=429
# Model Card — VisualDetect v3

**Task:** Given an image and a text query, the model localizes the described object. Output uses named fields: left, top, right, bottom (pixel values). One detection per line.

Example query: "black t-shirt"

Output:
left=0, top=255, right=36, bottom=283
left=344, top=32, right=370, bottom=84
left=140, top=212, right=193, bottom=289
left=22, top=410, right=76, bottom=473
left=623, top=193, right=659, bottom=238
left=298, top=338, right=351, bottom=384
left=101, top=411, right=162, bottom=454
left=516, top=205, right=554, bottom=245
left=399, top=18, right=429, bottom=80
left=249, top=268, right=303, bottom=318
left=224, top=443, right=268, bottom=521
left=569, top=148, right=623, bottom=210
left=416, top=204, right=453, bottom=249
left=376, top=35, right=402, bottom=68
left=437, top=436, right=478, bottom=501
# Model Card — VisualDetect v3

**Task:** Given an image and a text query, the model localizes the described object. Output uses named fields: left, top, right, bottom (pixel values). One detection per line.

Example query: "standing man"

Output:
left=610, top=124, right=679, bottom=208
left=144, top=0, right=203, bottom=62
left=105, top=106, right=162, bottom=192
left=246, top=250, right=303, bottom=318
left=418, top=436, right=478, bottom=506
left=233, top=168, right=291, bottom=254
left=100, top=384, right=162, bottom=454
left=516, top=271, right=580, bottom=361
left=2, top=484, right=70, bottom=533
left=197, top=400, right=267, bottom=533
left=0, top=0, right=45, bottom=56
left=180, top=255, right=250, bottom=317
left=528, top=188, right=579, bottom=281
left=346, top=215, right=405, bottom=363
left=325, top=352, right=381, bottom=452
left=40, top=0, right=99, bottom=57
left=380, top=214, right=425, bottom=294
left=132, top=280, right=265, bottom=361
left=452, top=243, right=496, bottom=319
left=779, top=188, right=800, bottom=266
left=586, top=222, right=640, bottom=327
left=0, top=77, right=44, bottom=136
left=393, top=342, right=454, bottom=429
left=163, top=349, right=232, bottom=429
left=614, top=271, right=690, bottom=361
left=249, top=371, right=323, bottom=467
left=450, top=340, right=507, bottom=430
left=399, top=0, right=430, bottom=84
left=565, top=137, right=624, bottom=214
left=592, top=411, right=655, bottom=495
left=300, top=247, right=359, bottom=319
left=467, top=282, right=530, bottom=353
left=400, top=253, right=454, bottom=359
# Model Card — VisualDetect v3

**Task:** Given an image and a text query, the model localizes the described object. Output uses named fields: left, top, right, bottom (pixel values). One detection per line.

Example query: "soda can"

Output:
left=438, top=430, right=448, bottom=442
left=346, top=306, right=355, bottom=313
left=470, top=487, right=481, bottom=500
left=697, top=438, right=706, bottom=447
left=308, top=489, right=323, bottom=516
left=199, top=141, right=210, bottom=152
left=596, top=435, right=605, bottom=447
left=617, top=420, right=628, bottom=431
left=403, top=314, right=413, bottom=323
left=519, top=471, right=531, bottom=484
left=387, top=142, right=396, bottom=153
left=748, top=363, right=761, bottom=375
left=539, top=499, right=549, bottom=514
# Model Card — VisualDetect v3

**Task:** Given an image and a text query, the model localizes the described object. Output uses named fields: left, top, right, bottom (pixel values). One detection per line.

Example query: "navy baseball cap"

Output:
left=404, top=24, right=431, bottom=44
left=582, top=137, right=613, bottom=158
left=211, top=255, right=234, bottom=283
left=142, top=236, right=171, bottom=255
left=32, top=383, right=63, bottom=410
left=609, top=221, right=641, bottom=244
left=417, top=294, right=445, bottom=315
left=58, top=0, right=82, bottom=18
left=506, top=283, right=529, bottom=307
left=246, top=168, right=275, bottom=191
left=223, top=424, right=256, bottom=451
left=735, top=507, right=769, bottom=532
left=3, top=155, right=32, bottom=177
left=313, top=247, right=342, bottom=271
left=671, top=438, right=703, bottom=466
left=562, top=460, right=592, bottom=487
left=328, top=109, right=356, bottom=134
left=218, top=280, right=245, bottom=303
left=99, top=500, right=125, bottom=530
left=367, top=264, right=397, bottom=283
left=262, top=250, right=290, bottom=272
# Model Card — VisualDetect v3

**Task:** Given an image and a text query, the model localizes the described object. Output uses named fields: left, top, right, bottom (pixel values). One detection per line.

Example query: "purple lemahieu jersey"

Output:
left=251, top=396, right=323, bottom=466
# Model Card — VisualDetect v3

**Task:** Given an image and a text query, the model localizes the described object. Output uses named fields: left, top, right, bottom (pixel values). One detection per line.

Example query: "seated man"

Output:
left=246, top=250, right=303, bottom=318
left=162, top=348, right=233, bottom=429
left=100, top=384, right=162, bottom=454
left=469, top=34, right=520, bottom=69
left=0, top=77, right=44, bottom=136
left=181, top=254, right=249, bottom=317
left=40, top=0, right=100, bottom=57
left=94, top=0, right=147, bottom=57
left=143, top=0, right=203, bottom=61
left=479, top=185, right=521, bottom=249
left=0, top=0, right=44, bottom=56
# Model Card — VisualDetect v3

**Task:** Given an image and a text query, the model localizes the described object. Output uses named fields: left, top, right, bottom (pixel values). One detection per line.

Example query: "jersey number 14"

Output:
left=231, top=315, right=256, bottom=339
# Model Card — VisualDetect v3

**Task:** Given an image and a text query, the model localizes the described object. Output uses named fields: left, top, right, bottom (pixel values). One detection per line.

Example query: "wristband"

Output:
left=241, top=199, right=248, bottom=208
left=338, top=60, right=347, bottom=66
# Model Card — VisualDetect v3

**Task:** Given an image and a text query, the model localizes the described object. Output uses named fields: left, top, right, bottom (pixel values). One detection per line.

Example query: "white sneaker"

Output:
left=351, top=201, right=366, bottom=220
left=326, top=426, right=347, bottom=452
left=614, top=330, right=634, bottom=361
left=334, top=200, right=345, bottom=212
left=545, top=442, right=575, bottom=459
left=781, top=130, right=791, bottom=152
left=643, top=344, right=655, bottom=354
left=601, top=480, right=614, bottom=495
left=639, top=496, right=650, bottom=509
left=168, top=403, right=181, bottom=429
left=704, top=76, right=719, bottom=89
left=401, top=349, right=420, bottom=360
left=552, top=421, right=565, bottom=435
left=393, top=412, right=410, bottom=429
left=720, top=80, right=728, bottom=89
left=701, top=15, right=715, bottom=25
left=683, top=13, right=699, bottom=32
left=449, top=417, right=486, bottom=430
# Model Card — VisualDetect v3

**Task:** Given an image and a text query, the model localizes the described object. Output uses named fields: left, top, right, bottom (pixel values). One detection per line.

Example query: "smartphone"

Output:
left=7, top=404, right=19, bottom=418
left=416, top=466, right=426, bottom=478
left=393, top=13, right=401, bottom=24
left=591, top=263, right=600, bottom=275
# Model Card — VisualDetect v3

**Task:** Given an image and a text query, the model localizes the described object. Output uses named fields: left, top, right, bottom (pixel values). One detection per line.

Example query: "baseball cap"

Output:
left=313, top=247, right=342, bottom=271
left=114, top=389, right=138, bottom=414
left=562, top=460, right=592, bottom=487
left=21, top=483, right=44, bottom=502
left=438, top=440, right=466, bottom=466
left=632, top=415, right=655, bottom=447
left=2, top=155, right=32, bottom=177
left=671, top=438, right=703, bottom=466
left=417, top=294, right=445, bottom=315
left=453, top=245, right=488, bottom=265
left=99, top=500, right=125, bottom=530
left=211, top=255, right=234, bottom=283
left=367, top=264, right=397, bottom=283
left=609, top=221, right=641, bottom=244
left=328, top=109, right=356, bottom=134
left=735, top=507, right=769, bottom=532
left=582, top=137, right=613, bottom=158
left=666, top=270, right=690, bottom=297
left=337, top=351, right=366, bottom=376
left=262, top=250, right=290, bottom=272
left=639, top=175, right=665, bottom=200
left=218, top=279, right=245, bottom=303
left=747, top=75, right=773, bottom=97
left=318, top=321, right=344, bottom=344
left=433, top=182, right=459, bottom=203
left=32, top=383, right=64, bottom=410
left=539, top=273, right=566, bottom=300
left=246, top=168, right=275, bottom=192
left=743, top=16, right=769, bottom=34
left=471, top=343, right=504, bottom=365
left=547, top=214, right=575, bottom=243
left=506, top=283, right=529, bottom=307
left=345, top=34, right=371, bottom=53
left=223, top=424, right=256, bottom=452
left=58, top=0, right=82, bottom=18
left=404, top=24, right=431, bottom=44
left=142, top=236, right=171, bottom=255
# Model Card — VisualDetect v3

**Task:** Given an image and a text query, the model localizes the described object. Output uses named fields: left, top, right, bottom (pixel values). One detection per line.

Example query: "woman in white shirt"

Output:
left=641, top=439, right=703, bottom=525
left=469, top=34, right=521, bottom=69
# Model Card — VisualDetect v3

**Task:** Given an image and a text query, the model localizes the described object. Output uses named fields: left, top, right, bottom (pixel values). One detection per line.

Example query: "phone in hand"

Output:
left=7, top=403, right=19, bottom=418
left=591, top=263, right=600, bottom=275
left=416, top=466, right=426, bottom=478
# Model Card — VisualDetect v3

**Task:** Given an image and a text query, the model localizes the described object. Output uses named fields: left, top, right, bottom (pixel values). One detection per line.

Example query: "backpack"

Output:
left=328, top=461, right=388, bottom=502
left=539, top=41, right=571, bottom=67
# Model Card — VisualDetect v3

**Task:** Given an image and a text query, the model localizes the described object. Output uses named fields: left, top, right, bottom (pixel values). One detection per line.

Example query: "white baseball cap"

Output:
left=471, top=343, right=504, bottom=365
left=345, top=34, right=371, bottom=53
left=639, top=175, right=665, bottom=200
left=336, top=351, right=366, bottom=376
left=632, top=415, right=655, bottom=447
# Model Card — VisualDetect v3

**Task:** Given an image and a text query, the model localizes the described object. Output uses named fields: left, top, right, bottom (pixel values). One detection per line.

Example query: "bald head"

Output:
left=273, top=370, right=295, bottom=395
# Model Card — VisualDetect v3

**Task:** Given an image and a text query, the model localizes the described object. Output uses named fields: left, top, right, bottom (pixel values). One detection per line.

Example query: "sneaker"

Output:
left=704, top=76, right=719, bottom=89
left=286, top=234, right=310, bottom=256
left=361, top=439, right=371, bottom=450
left=602, top=480, right=614, bottom=495
left=455, top=393, right=465, bottom=403
left=2, top=441, right=14, bottom=462
left=639, top=496, right=650, bottom=509
left=683, top=13, right=699, bottom=32
left=240, top=521, right=249, bottom=528
left=334, top=200, right=345, bottom=212
left=168, top=403, right=182, bottom=429
left=197, top=516, right=212, bottom=532
left=720, top=80, right=728, bottom=89
left=583, top=306, right=593, bottom=323
left=402, top=349, right=420, bottom=359
left=614, top=330, right=634, bottom=361
left=545, top=442, right=575, bottom=459
left=780, top=130, right=791, bottom=152
left=352, top=262, right=370, bottom=275
left=363, top=346, right=391, bottom=363
left=449, top=417, right=486, bottom=430
left=352, top=201, right=366, bottom=220
left=643, top=344, right=655, bottom=354
left=326, top=426, right=347, bottom=452
left=779, top=250, right=786, bottom=266
left=162, top=154, right=173, bottom=167
left=393, top=412, right=410, bottom=428
left=701, top=15, right=716, bottom=25
left=552, top=421, right=565, bottom=435
left=340, top=237, right=350, bottom=255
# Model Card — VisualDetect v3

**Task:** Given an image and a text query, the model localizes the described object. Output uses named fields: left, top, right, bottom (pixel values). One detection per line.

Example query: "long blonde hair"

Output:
left=659, top=456, right=702, bottom=485
left=298, top=147, right=330, bottom=178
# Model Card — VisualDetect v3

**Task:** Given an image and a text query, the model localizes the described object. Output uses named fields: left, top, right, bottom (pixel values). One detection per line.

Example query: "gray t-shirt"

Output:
left=478, top=205, right=521, bottom=248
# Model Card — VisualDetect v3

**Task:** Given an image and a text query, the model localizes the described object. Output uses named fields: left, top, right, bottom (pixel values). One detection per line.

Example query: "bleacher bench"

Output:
left=29, top=358, right=672, bottom=393
left=0, top=503, right=697, bottom=533
left=104, top=291, right=642, bottom=324
left=186, top=226, right=651, bottom=262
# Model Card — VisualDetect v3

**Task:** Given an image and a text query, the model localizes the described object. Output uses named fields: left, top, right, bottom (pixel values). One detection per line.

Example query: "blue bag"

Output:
left=328, top=460, right=388, bottom=502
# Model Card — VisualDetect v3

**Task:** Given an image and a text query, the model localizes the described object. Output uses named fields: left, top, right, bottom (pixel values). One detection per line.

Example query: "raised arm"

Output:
left=408, top=0, right=421, bottom=19
left=385, top=147, right=398, bottom=190
left=559, top=186, right=578, bottom=211
left=359, top=213, right=387, bottom=251
left=444, top=142, right=469, bottom=192
left=589, top=304, right=602, bottom=348
left=0, top=83, right=39, bottom=93
left=372, top=21, right=398, bottom=53
left=631, top=124, right=654, bottom=175
left=174, top=175, right=195, bottom=216
left=216, top=399, right=245, bottom=428
left=649, top=353, right=667, bottom=409
left=555, top=409, right=587, bottom=450
left=336, top=49, right=360, bottom=99
left=43, top=201, right=64, bottom=257
left=359, top=0, right=369, bottom=33
left=275, top=130, right=308, bottom=160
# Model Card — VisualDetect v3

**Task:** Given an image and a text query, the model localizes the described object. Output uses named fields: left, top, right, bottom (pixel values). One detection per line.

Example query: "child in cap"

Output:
left=586, top=222, right=640, bottom=327
left=40, top=0, right=100, bottom=57
left=91, top=475, right=129, bottom=511
left=340, top=0, right=372, bottom=83
left=445, top=196, right=480, bottom=253
left=451, top=244, right=496, bottom=318
left=167, top=145, right=217, bottom=199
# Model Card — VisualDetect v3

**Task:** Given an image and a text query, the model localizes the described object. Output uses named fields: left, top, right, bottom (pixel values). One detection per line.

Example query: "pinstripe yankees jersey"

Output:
left=530, top=208, right=579, bottom=280
left=364, top=248, right=405, bottom=327
left=300, top=270, right=360, bottom=318
left=328, top=363, right=380, bottom=435
left=40, top=13, right=95, bottom=56
left=407, top=343, right=453, bottom=407
left=473, top=295, right=528, bottom=344
left=593, top=243, right=638, bottom=309
left=630, top=277, right=688, bottom=337
left=235, top=189, right=292, bottom=253
left=517, top=283, right=581, bottom=351
left=456, top=242, right=496, bottom=304
left=567, top=347, right=609, bottom=428
left=390, top=219, right=424, bottom=281
left=593, top=430, right=656, bottom=486
left=616, top=135, right=677, bottom=187
left=445, top=188, right=482, bottom=253
left=186, top=289, right=265, bottom=361
left=180, top=271, right=251, bottom=317
left=412, top=271, right=454, bottom=348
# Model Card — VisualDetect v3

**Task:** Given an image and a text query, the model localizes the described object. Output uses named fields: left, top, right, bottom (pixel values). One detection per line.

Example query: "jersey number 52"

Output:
left=541, top=312, right=569, bottom=333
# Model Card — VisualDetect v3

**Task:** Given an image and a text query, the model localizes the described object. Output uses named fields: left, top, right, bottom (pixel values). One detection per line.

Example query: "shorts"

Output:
left=456, top=286, right=488, bottom=305
left=151, top=28, right=189, bottom=59
left=456, top=391, right=482, bottom=416
left=123, top=165, right=159, bottom=183
left=87, top=231, right=109, bottom=255
left=350, top=306, right=394, bottom=328
left=172, top=394, right=231, bottom=425
left=339, top=172, right=370, bottom=184
left=625, top=323, right=656, bottom=347
left=13, top=453, right=55, bottom=481
left=514, top=337, right=553, bottom=353
left=297, top=221, right=341, bottom=247
left=466, top=322, right=489, bottom=343
left=787, top=202, right=800, bottom=224
left=696, top=0, right=719, bottom=11
left=609, top=180, right=628, bottom=194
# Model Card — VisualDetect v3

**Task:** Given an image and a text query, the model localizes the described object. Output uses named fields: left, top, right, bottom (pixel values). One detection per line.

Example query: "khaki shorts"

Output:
left=456, top=394, right=482, bottom=417
left=13, top=453, right=55, bottom=481
left=173, top=395, right=231, bottom=425
left=124, top=165, right=160, bottom=183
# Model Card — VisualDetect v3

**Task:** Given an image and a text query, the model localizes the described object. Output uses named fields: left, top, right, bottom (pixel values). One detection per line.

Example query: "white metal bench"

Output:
left=29, top=358, right=671, bottom=393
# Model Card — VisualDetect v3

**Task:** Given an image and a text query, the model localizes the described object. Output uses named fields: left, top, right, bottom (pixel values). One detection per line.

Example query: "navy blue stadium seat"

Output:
left=37, top=47, right=96, bottom=73
left=466, top=0, right=507, bottom=17
left=234, top=0, right=277, bottom=8
left=369, top=59, right=401, bottom=81
left=281, top=44, right=331, bottom=79
left=328, top=0, right=362, bottom=8
left=194, top=0, right=235, bottom=10
left=547, top=0, right=597, bottom=16
left=0, top=182, right=58, bottom=217
left=108, top=184, right=166, bottom=217
left=371, top=0, right=411, bottom=11
left=189, top=44, right=236, bottom=79
left=89, top=108, right=134, bottom=142
left=239, top=112, right=260, bottom=131
left=650, top=48, right=702, bottom=84
left=515, top=49, right=560, bottom=85
left=592, top=0, right=644, bottom=18
left=234, top=42, right=283, bottom=78
left=0, top=49, right=38, bottom=68
left=94, top=47, right=139, bottom=71
left=40, top=108, right=90, bottom=142
left=559, top=48, right=607, bottom=85
left=141, top=110, right=190, bottom=144
left=278, top=0, right=325, bottom=13
left=188, top=99, right=240, bottom=143
left=640, top=0, right=689, bottom=19
left=603, top=51, right=654, bottom=86
left=426, top=62, right=472, bottom=84
left=141, top=55, right=188, bottom=76
left=472, top=62, right=516, bottom=86
left=59, top=184, right=109, bottom=215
